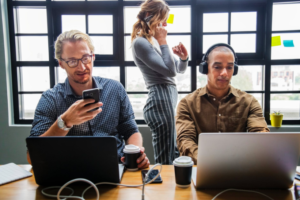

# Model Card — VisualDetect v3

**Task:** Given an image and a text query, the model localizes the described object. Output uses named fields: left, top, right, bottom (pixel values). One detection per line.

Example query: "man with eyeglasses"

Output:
left=27, top=30, right=150, bottom=169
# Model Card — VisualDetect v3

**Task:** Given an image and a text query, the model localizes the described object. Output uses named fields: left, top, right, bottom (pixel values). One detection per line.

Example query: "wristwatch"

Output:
left=57, top=115, right=73, bottom=131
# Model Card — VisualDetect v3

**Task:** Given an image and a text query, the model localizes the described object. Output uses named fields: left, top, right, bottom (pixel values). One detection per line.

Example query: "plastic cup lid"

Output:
left=173, top=156, right=194, bottom=167
left=123, top=145, right=140, bottom=153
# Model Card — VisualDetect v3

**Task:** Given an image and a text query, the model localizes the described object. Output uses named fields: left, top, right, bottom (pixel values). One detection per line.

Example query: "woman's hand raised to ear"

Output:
left=149, top=24, right=168, bottom=46
left=172, top=42, right=189, bottom=61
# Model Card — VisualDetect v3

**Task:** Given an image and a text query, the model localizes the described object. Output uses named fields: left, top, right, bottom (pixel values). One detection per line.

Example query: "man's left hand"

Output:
left=121, top=147, right=150, bottom=169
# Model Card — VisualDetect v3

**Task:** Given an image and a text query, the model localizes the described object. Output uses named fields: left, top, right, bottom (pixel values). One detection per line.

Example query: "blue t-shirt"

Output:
left=30, top=76, right=139, bottom=158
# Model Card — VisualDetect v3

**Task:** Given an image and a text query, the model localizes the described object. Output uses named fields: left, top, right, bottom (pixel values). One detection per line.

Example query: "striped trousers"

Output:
left=143, top=84, right=179, bottom=164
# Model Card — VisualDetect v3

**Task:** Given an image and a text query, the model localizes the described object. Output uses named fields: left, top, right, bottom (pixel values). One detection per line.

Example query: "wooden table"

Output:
left=0, top=165, right=298, bottom=200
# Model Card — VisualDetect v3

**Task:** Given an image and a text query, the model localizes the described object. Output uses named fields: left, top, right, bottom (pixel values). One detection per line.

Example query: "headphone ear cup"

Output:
left=233, top=64, right=238, bottom=76
left=199, top=62, right=208, bottom=74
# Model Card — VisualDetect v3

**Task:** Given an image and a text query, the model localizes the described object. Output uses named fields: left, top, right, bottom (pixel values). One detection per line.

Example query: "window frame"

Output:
left=7, top=0, right=300, bottom=125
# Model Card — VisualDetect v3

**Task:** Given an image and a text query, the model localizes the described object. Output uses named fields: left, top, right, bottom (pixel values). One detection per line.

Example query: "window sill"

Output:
left=268, top=125, right=300, bottom=132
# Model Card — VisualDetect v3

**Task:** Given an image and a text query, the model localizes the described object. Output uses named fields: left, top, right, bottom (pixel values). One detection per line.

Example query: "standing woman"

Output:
left=131, top=0, right=189, bottom=164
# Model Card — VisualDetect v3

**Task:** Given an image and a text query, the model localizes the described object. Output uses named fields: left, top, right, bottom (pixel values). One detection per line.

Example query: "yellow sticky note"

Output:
left=167, top=14, right=174, bottom=24
left=272, top=36, right=281, bottom=47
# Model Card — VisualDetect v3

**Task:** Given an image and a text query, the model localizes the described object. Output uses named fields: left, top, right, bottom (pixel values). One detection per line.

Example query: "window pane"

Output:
left=230, top=34, right=256, bottom=53
left=176, top=67, right=191, bottom=91
left=271, top=33, right=300, bottom=60
left=231, top=65, right=263, bottom=91
left=252, top=93, right=263, bottom=109
left=124, top=7, right=191, bottom=34
left=166, top=7, right=191, bottom=33
left=88, top=15, right=113, bottom=34
left=272, top=2, right=300, bottom=31
left=16, top=36, right=49, bottom=61
left=128, top=94, right=147, bottom=119
left=125, top=36, right=133, bottom=61
left=19, top=94, right=41, bottom=119
left=126, top=67, right=147, bottom=91
left=124, top=7, right=139, bottom=34
left=90, top=36, right=113, bottom=55
left=196, top=66, right=208, bottom=88
left=18, top=67, right=50, bottom=91
left=93, top=67, right=120, bottom=82
left=203, top=34, right=228, bottom=53
left=167, top=35, right=191, bottom=60
left=55, top=67, right=67, bottom=84
left=231, top=12, right=256, bottom=32
left=271, top=65, right=300, bottom=91
left=62, top=15, right=86, bottom=33
left=14, top=7, right=47, bottom=33
left=203, top=13, right=228, bottom=33
left=271, top=94, right=300, bottom=120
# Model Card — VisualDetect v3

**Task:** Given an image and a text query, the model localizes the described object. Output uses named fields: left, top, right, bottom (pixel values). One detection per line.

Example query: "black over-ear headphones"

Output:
left=199, top=43, right=238, bottom=76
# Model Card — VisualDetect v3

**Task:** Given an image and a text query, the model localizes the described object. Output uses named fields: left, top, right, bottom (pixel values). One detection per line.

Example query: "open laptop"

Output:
left=192, top=132, right=300, bottom=189
left=26, top=136, right=124, bottom=186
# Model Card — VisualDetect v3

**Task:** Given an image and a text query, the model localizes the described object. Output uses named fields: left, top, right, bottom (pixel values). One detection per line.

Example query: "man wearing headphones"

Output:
left=175, top=43, right=269, bottom=164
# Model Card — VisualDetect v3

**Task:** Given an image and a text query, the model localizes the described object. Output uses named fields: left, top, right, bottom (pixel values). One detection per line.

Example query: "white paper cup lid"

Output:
left=123, top=145, right=140, bottom=153
left=173, top=156, right=194, bottom=167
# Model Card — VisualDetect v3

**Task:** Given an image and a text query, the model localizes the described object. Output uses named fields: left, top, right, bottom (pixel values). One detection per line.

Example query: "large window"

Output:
left=7, top=0, right=300, bottom=125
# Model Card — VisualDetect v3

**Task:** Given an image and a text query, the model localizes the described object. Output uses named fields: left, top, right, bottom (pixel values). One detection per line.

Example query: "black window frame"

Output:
left=7, top=0, right=300, bottom=125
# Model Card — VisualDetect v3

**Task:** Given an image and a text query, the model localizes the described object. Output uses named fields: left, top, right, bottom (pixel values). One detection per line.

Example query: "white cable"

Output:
left=211, top=188, right=274, bottom=200
left=41, top=186, right=74, bottom=199
left=41, top=163, right=162, bottom=200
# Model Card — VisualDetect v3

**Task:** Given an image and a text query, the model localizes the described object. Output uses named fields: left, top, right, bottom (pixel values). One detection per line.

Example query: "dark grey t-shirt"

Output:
left=132, top=37, right=188, bottom=88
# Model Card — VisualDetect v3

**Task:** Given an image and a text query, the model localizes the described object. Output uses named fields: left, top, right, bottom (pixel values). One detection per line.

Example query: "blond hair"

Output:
left=54, top=30, right=95, bottom=60
left=131, top=0, right=169, bottom=45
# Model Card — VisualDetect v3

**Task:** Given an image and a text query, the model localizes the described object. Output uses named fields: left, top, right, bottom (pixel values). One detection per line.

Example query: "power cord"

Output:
left=41, top=163, right=162, bottom=200
left=211, top=188, right=274, bottom=200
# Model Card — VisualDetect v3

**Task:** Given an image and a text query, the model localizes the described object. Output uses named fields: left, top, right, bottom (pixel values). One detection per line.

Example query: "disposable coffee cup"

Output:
left=123, top=145, right=141, bottom=171
left=173, top=156, right=194, bottom=188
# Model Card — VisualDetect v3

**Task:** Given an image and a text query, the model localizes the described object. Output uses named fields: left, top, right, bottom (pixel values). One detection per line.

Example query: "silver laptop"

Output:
left=192, top=132, right=300, bottom=189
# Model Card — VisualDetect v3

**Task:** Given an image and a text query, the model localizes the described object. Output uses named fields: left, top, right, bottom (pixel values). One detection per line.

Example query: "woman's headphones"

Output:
left=199, top=43, right=239, bottom=76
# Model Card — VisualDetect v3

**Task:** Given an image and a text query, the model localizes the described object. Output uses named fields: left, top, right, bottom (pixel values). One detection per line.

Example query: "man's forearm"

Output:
left=40, top=120, right=69, bottom=137
left=126, top=132, right=143, bottom=148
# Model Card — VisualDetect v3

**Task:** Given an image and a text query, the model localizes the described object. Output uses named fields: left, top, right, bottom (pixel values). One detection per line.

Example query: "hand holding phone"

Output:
left=141, top=169, right=162, bottom=183
left=82, top=88, right=100, bottom=112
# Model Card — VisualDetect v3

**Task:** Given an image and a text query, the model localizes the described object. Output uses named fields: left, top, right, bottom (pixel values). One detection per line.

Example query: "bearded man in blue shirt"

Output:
left=27, top=30, right=150, bottom=169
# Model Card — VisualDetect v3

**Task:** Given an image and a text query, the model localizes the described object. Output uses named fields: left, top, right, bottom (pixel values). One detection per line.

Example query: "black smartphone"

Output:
left=82, top=88, right=100, bottom=112
left=141, top=169, right=162, bottom=183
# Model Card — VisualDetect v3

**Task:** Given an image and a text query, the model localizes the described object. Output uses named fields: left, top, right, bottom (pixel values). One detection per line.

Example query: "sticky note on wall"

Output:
left=283, top=40, right=294, bottom=47
left=271, top=36, right=281, bottom=47
left=167, top=14, right=174, bottom=24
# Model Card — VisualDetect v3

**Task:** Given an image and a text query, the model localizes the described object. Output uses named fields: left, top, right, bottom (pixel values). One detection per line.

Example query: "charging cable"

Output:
left=211, top=188, right=274, bottom=200
left=41, top=163, right=162, bottom=200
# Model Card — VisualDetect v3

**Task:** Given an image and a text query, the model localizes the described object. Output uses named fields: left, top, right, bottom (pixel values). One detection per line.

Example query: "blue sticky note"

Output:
left=283, top=40, right=294, bottom=47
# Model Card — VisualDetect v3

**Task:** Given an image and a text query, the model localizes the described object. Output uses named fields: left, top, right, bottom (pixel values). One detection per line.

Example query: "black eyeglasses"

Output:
left=60, top=54, right=93, bottom=68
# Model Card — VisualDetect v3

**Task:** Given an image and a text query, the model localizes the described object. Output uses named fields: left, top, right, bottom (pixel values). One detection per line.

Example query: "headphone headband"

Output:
left=202, top=43, right=238, bottom=64
left=199, top=43, right=239, bottom=76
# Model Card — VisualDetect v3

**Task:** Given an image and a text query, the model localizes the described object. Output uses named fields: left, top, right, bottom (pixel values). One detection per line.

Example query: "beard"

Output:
left=74, top=79, right=90, bottom=84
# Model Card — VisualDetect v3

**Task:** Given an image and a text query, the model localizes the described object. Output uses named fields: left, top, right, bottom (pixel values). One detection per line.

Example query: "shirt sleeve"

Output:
left=116, top=84, right=139, bottom=141
left=30, top=92, right=57, bottom=136
left=133, top=38, right=177, bottom=77
left=173, top=56, right=188, bottom=74
left=175, top=98, right=199, bottom=164
left=247, top=97, right=270, bottom=132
